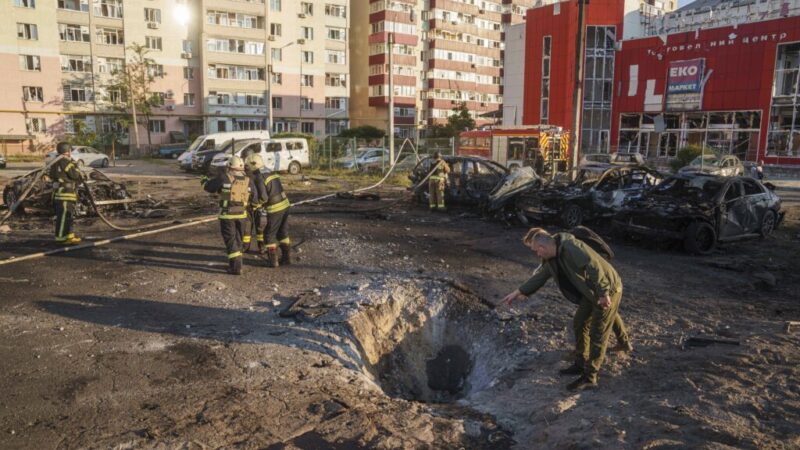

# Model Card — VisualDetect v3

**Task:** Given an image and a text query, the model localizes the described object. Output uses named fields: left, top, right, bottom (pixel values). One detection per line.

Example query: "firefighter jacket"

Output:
left=247, top=170, right=267, bottom=209
left=49, top=156, right=83, bottom=202
left=203, top=170, right=254, bottom=220
left=518, top=233, right=622, bottom=302
left=255, top=168, right=290, bottom=214
left=432, top=159, right=451, bottom=176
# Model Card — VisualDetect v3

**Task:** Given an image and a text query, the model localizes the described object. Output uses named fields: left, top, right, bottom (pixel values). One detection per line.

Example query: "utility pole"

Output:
left=570, top=0, right=588, bottom=171
left=388, top=32, right=395, bottom=164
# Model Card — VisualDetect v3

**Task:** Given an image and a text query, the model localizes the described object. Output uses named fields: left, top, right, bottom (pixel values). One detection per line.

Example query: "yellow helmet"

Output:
left=228, top=155, right=245, bottom=170
left=245, top=153, right=264, bottom=171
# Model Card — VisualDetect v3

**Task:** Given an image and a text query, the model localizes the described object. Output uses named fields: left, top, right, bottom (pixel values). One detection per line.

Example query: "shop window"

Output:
left=685, top=112, right=706, bottom=129
left=620, top=114, right=640, bottom=129
left=735, top=111, right=761, bottom=129
left=709, top=112, right=732, bottom=126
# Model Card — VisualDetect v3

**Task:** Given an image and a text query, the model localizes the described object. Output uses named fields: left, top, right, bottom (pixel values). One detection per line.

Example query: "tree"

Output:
left=65, top=119, right=99, bottom=148
left=105, top=43, right=166, bottom=155
left=670, top=144, right=707, bottom=172
left=338, top=125, right=386, bottom=139
left=427, top=103, right=476, bottom=138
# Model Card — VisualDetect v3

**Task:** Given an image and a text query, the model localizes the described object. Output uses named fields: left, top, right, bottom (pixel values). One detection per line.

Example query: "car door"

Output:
left=719, top=181, right=748, bottom=238
left=740, top=178, right=767, bottom=233
left=262, top=142, right=282, bottom=171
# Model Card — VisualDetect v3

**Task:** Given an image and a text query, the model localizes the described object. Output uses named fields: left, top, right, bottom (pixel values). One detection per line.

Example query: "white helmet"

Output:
left=245, top=153, right=264, bottom=171
left=228, top=156, right=245, bottom=170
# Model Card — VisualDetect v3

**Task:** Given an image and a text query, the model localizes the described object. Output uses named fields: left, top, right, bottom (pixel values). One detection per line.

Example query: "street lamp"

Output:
left=268, top=39, right=302, bottom=134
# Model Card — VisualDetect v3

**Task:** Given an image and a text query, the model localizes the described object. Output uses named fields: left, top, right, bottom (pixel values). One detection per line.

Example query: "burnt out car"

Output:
left=515, top=163, right=663, bottom=228
left=410, top=156, right=509, bottom=205
left=2, top=167, right=131, bottom=216
left=614, top=174, right=783, bottom=254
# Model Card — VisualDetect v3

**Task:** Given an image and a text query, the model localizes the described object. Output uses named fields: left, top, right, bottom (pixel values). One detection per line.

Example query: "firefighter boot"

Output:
left=267, top=247, right=280, bottom=268
left=228, top=257, right=243, bottom=275
left=279, top=243, right=292, bottom=266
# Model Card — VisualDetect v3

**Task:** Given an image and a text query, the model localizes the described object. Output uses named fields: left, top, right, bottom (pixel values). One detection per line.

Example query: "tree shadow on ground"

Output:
left=37, top=294, right=364, bottom=371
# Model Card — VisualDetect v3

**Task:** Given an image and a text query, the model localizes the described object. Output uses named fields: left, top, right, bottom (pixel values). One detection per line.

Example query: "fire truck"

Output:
left=457, top=126, right=570, bottom=175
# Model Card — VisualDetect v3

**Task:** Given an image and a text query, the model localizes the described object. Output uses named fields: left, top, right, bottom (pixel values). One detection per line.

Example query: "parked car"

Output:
left=45, top=146, right=109, bottom=168
left=361, top=153, right=428, bottom=173
left=155, top=131, right=189, bottom=159
left=515, top=162, right=663, bottom=228
left=200, top=139, right=262, bottom=175
left=0, top=154, right=6, bottom=169
left=409, top=155, right=509, bottom=205
left=335, top=147, right=388, bottom=170
left=186, top=130, right=271, bottom=172
left=614, top=174, right=783, bottom=254
left=210, top=138, right=310, bottom=175
left=678, top=153, right=744, bottom=177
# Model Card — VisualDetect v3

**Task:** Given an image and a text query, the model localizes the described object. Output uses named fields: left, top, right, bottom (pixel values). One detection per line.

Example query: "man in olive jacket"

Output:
left=503, top=228, right=626, bottom=391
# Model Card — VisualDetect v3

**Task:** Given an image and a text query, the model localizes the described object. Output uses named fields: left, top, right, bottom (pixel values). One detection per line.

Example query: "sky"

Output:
left=678, top=0, right=694, bottom=7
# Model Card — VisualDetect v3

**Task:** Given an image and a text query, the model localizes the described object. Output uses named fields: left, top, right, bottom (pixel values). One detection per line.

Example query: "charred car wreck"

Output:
left=3, top=168, right=132, bottom=217
left=615, top=173, right=783, bottom=254
left=410, top=156, right=509, bottom=205
left=514, top=162, right=663, bottom=228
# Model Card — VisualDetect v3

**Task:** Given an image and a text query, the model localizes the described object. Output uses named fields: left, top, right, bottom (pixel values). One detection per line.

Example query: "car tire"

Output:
left=683, top=221, right=716, bottom=255
left=2, top=187, right=24, bottom=214
left=759, top=210, right=776, bottom=238
left=172, top=153, right=179, bottom=159
left=559, top=203, right=583, bottom=228
left=288, top=161, right=301, bottom=175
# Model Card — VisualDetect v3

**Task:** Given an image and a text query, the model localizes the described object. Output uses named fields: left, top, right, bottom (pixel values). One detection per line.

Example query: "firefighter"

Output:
left=49, top=142, right=83, bottom=245
left=428, top=151, right=450, bottom=211
left=260, top=167, right=291, bottom=268
left=244, top=153, right=268, bottom=253
left=201, top=156, right=254, bottom=275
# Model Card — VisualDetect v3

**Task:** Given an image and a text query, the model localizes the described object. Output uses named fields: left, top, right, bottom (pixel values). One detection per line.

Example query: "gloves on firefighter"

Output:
left=200, top=175, right=209, bottom=186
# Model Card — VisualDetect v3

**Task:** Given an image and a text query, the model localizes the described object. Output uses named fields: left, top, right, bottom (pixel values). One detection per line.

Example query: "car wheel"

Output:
left=759, top=210, right=776, bottom=238
left=559, top=204, right=583, bottom=228
left=683, top=221, right=716, bottom=255
left=172, top=153, right=179, bottom=159
left=2, top=187, right=24, bottom=214
left=288, top=161, right=301, bottom=175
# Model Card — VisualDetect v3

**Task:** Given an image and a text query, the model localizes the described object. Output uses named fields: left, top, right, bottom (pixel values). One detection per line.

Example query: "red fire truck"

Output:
left=457, top=126, right=570, bottom=174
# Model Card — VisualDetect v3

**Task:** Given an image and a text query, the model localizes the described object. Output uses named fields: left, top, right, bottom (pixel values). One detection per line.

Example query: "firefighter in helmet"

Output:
left=260, top=166, right=292, bottom=268
left=428, top=151, right=451, bottom=211
left=201, top=155, right=255, bottom=275
left=244, top=152, right=268, bottom=253
left=49, top=142, right=83, bottom=245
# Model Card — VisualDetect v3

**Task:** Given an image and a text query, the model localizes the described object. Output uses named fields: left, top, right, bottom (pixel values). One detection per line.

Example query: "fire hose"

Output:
left=0, top=140, right=441, bottom=266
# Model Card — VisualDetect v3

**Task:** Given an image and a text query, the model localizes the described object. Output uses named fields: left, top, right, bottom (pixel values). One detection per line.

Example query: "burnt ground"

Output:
left=0, top=162, right=799, bottom=449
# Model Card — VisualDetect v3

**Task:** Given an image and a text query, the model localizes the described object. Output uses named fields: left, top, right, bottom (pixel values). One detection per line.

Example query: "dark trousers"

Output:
left=242, top=209, right=253, bottom=250
left=245, top=208, right=266, bottom=250
left=219, top=219, right=244, bottom=260
left=264, top=210, right=290, bottom=249
left=54, top=200, right=76, bottom=241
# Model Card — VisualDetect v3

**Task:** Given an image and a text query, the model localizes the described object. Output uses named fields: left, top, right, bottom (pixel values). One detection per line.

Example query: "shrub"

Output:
left=670, top=144, right=707, bottom=172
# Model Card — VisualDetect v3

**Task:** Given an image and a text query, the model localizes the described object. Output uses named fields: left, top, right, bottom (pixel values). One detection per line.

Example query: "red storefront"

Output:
left=523, top=1, right=800, bottom=165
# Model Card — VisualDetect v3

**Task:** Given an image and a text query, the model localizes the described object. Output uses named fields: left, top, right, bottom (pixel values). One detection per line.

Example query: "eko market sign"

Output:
left=666, top=58, right=706, bottom=111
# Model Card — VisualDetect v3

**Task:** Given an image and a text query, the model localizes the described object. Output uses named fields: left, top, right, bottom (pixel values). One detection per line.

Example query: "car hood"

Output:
left=486, top=167, right=543, bottom=211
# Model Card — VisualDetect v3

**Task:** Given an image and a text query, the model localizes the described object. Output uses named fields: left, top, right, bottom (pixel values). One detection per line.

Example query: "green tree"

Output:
left=105, top=43, right=166, bottom=155
left=65, top=119, right=99, bottom=148
left=338, top=125, right=386, bottom=139
left=427, top=103, right=476, bottom=138
left=670, top=144, right=707, bottom=172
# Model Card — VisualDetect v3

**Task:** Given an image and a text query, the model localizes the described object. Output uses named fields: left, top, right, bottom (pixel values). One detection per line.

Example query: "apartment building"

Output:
left=1, top=0, right=350, bottom=154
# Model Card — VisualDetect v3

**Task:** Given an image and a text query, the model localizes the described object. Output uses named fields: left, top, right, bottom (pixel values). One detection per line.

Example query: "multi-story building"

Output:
left=351, top=0, right=546, bottom=138
left=1, top=0, right=351, bottom=154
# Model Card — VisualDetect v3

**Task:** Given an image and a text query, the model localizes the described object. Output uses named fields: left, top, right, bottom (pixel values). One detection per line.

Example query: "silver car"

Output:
left=45, top=146, right=110, bottom=168
left=679, top=154, right=744, bottom=177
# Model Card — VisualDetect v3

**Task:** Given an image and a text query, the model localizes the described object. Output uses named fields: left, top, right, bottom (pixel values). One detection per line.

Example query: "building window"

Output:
left=57, top=0, right=87, bottom=11
left=270, top=0, right=281, bottom=12
left=300, top=97, right=312, bottom=110
left=96, top=27, right=124, bottom=45
left=217, top=121, right=227, bottom=132
left=145, top=36, right=162, bottom=50
left=270, top=23, right=282, bottom=37
left=61, top=55, right=92, bottom=72
left=144, top=8, right=161, bottom=24
left=19, top=55, right=41, bottom=71
left=26, top=118, right=46, bottom=133
left=325, top=4, right=346, bottom=18
left=207, top=64, right=264, bottom=81
left=94, top=0, right=123, bottom=18
left=301, top=2, right=313, bottom=15
left=271, top=48, right=282, bottom=62
left=184, top=93, right=195, bottom=106
left=183, top=67, right=194, bottom=80
left=234, top=119, right=265, bottom=131
left=326, top=50, right=346, bottom=65
left=327, top=27, right=345, bottom=41
left=23, top=86, right=44, bottom=102
left=301, top=75, right=314, bottom=87
left=17, top=23, right=38, bottom=40
left=580, top=26, right=616, bottom=154
left=302, top=27, right=314, bottom=40
left=97, top=57, right=123, bottom=74
left=325, top=97, right=346, bottom=110
left=206, top=10, right=264, bottom=29
left=325, top=73, right=347, bottom=88
left=149, top=120, right=166, bottom=133
left=271, top=72, right=282, bottom=85
left=107, top=89, right=122, bottom=103
left=768, top=42, right=800, bottom=158
left=301, top=122, right=314, bottom=134
left=148, top=64, right=165, bottom=77
left=14, top=0, right=36, bottom=8
left=59, top=24, right=90, bottom=42
left=272, top=96, right=283, bottom=109
left=326, top=119, right=348, bottom=136
left=541, top=36, right=551, bottom=124
left=302, top=51, right=314, bottom=64
left=63, top=84, right=92, bottom=102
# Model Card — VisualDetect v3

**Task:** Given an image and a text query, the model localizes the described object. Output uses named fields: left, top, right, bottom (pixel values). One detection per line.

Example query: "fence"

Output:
left=311, top=137, right=454, bottom=173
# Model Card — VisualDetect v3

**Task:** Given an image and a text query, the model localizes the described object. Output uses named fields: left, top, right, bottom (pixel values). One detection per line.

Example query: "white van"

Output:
left=211, top=138, right=310, bottom=175
left=178, top=130, right=270, bottom=171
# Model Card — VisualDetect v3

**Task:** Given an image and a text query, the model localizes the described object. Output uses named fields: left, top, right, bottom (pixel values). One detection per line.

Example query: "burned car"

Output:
left=410, top=156, right=508, bottom=205
left=484, top=166, right=545, bottom=218
left=678, top=153, right=744, bottom=177
left=515, top=163, right=663, bottom=228
left=2, top=167, right=131, bottom=216
left=614, top=174, right=783, bottom=254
